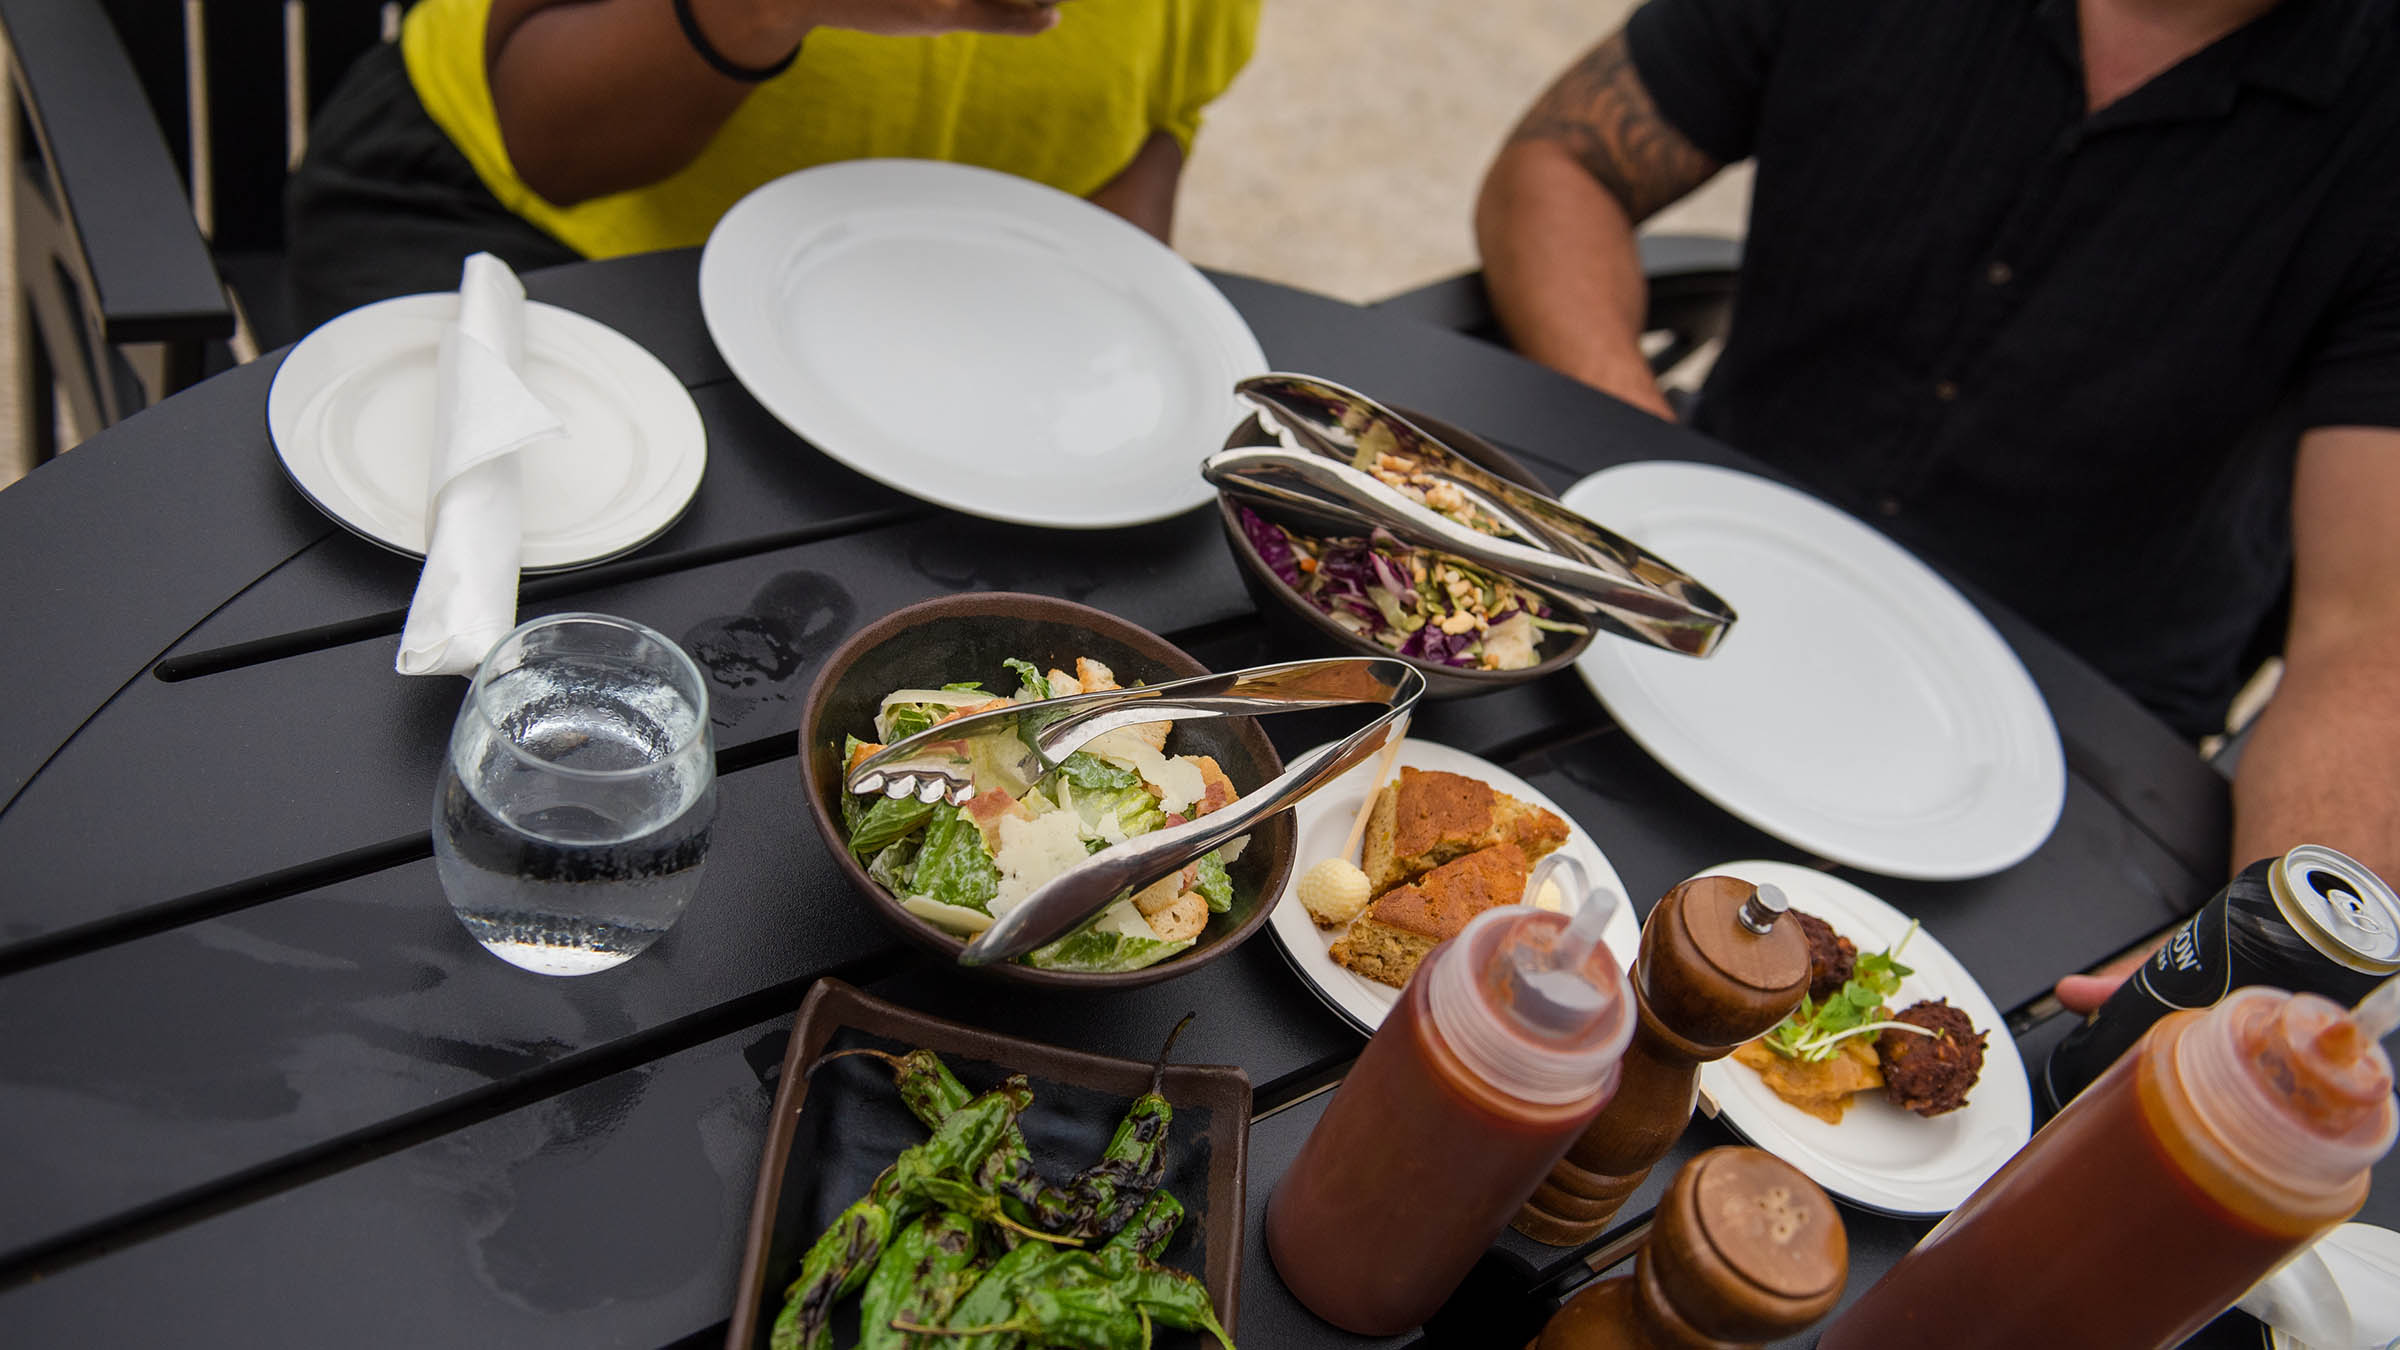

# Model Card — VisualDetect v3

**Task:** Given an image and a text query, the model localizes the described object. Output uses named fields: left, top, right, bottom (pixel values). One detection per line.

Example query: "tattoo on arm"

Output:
left=1511, top=32, right=1721, bottom=222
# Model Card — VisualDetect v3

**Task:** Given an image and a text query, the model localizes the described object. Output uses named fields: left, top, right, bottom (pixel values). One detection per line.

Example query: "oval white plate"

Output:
left=699, top=159, right=1266, bottom=529
left=1563, top=461, right=2063, bottom=880
left=268, top=294, right=706, bottom=572
left=1266, top=738, right=1642, bottom=1036
left=1693, top=860, right=2031, bottom=1217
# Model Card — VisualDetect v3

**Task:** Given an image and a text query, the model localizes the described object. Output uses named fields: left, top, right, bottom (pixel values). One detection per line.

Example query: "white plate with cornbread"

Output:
left=1265, top=739, right=1641, bottom=1035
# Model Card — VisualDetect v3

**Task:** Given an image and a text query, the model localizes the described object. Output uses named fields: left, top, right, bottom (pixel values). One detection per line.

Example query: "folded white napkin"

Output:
left=396, top=254, right=567, bottom=677
left=2240, top=1223, right=2400, bottom=1350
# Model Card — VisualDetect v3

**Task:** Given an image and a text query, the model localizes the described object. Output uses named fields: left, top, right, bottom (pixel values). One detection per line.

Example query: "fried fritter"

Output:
left=1791, top=908, right=1857, bottom=1001
left=1877, top=999, right=1986, bottom=1117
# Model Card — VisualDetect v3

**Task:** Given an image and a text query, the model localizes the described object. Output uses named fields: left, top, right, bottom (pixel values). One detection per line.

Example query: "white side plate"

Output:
left=1564, top=461, right=2064, bottom=880
left=1693, top=860, right=2032, bottom=1217
left=699, top=159, right=1265, bottom=529
left=1265, top=738, right=1641, bottom=1036
left=269, top=294, right=706, bottom=572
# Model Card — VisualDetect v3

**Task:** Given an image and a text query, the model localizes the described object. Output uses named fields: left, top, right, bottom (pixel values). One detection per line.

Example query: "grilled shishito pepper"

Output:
left=930, top=1241, right=1069, bottom=1350
left=777, top=1078, right=1035, bottom=1350
left=1103, top=1191, right=1183, bottom=1262
left=771, top=1197, right=890, bottom=1350
left=1053, top=1014, right=1193, bottom=1241
left=860, top=1211, right=980, bottom=1350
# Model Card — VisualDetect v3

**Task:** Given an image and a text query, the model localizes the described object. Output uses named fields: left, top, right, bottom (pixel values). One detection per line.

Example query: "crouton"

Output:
left=1132, top=865, right=1201, bottom=916
left=1144, top=892, right=1208, bottom=943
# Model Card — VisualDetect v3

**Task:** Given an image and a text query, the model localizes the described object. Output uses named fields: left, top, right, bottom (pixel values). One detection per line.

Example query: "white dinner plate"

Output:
left=1693, top=860, right=2031, bottom=1217
left=697, top=159, right=1266, bottom=529
left=268, top=294, right=706, bottom=572
left=1266, top=738, right=1642, bottom=1036
left=1562, top=461, right=2064, bottom=880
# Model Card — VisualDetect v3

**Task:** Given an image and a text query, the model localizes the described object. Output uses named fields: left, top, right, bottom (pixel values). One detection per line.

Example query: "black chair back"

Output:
left=5, top=0, right=395, bottom=465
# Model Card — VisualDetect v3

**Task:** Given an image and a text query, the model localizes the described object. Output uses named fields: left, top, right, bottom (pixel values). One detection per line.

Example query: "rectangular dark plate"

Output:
left=727, top=978, right=1251, bottom=1349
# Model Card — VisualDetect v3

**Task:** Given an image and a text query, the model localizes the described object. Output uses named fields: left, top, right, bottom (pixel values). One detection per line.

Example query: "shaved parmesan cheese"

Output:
left=1219, top=834, right=1250, bottom=863
left=989, top=809, right=1092, bottom=916
left=878, top=682, right=998, bottom=735
left=902, top=896, right=996, bottom=934
left=1090, top=896, right=1154, bottom=937
left=1084, top=729, right=1204, bottom=815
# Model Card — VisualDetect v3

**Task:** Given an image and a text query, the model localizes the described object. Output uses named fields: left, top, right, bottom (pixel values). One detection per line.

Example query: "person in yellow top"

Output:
left=286, top=0, right=1258, bottom=328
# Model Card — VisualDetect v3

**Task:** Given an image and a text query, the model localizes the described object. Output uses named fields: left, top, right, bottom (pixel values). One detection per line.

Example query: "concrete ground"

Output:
left=0, top=0, right=1748, bottom=489
left=1179, top=0, right=1752, bottom=304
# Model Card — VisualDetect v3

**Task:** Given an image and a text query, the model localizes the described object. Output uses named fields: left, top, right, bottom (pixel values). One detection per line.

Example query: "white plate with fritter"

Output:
left=1265, top=738, right=1639, bottom=1036
left=1694, top=860, right=2031, bottom=1217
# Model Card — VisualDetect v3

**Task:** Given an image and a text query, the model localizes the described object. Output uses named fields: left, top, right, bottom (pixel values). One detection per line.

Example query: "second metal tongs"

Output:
left=845, top=657, right=1426, bottom=964
left=1203, top=372, right=1737, bottom=658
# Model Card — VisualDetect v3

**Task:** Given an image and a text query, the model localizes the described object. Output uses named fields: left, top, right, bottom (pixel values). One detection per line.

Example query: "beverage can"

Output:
left=2041, top=844, right=2400, bottom=1112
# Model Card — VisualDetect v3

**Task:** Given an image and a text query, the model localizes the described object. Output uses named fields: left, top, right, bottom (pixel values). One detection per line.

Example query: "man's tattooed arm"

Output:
left=1509, top=33, right=1720, bottom=223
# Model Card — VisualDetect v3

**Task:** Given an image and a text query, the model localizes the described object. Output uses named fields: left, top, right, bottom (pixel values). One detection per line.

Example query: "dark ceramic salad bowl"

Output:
left=797, top=592, right=1296, bottom=989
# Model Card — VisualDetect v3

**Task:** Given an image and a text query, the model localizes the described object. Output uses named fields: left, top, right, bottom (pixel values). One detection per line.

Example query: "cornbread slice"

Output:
left=1331, top=843, right=1530, bottom=988
left=1360, top=767, right=1569, bottom=896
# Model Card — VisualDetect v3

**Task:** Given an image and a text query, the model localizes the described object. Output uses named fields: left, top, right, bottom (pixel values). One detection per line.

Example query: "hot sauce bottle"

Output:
left=1529, top=1147, right=1847, bottom=1350
left=1268, top=894, right=1636, bottom=1335
left=1517, top=877, right=1809, bottom=1245
left=1819, top=980, right=2400, bottom=1350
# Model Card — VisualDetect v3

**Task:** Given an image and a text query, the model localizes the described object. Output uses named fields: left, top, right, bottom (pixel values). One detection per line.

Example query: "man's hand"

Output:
left=2055, top=941, right=2160, bottom=1015
left=2051, top=425, right=2400, bottom=1015
left=1476, top=31, right=1722, bottom=419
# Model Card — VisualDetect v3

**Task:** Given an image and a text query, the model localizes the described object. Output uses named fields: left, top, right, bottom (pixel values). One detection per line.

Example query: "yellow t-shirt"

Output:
left=402, top=0, right=1259, bottom=259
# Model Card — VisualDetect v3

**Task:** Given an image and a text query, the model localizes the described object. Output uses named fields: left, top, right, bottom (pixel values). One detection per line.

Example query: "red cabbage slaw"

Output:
left=1238, top=506, right=1586, bottom=671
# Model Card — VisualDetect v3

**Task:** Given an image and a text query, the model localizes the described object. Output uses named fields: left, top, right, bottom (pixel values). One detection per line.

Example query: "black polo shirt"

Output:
left=1626, top=0, right=2400, bottom=739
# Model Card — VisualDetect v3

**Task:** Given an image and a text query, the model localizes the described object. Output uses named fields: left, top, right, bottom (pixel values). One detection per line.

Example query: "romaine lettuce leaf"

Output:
left=1003, top=658, right=1050, bottom=700
left=848, top=794, right=935, bottom=857
left=1051, top=752, right=1141, bottom=793
left=1070, top=784, right=1165, bottom=841
left=866, top=836, right=919, bottom=892
left=1193, top=851, right=1233, bottom=913
left=910, top=803, right=1000, bottom=913
left=1024, top=926, right=1193, bottom=973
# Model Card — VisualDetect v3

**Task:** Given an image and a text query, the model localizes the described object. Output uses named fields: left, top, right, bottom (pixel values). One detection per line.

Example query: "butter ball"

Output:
left=1299, top=858, right=1372, bottom=928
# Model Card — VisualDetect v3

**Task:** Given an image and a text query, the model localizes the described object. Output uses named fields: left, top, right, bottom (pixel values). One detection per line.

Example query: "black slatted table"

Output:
left=0, top=250, right=2321, bottom=1348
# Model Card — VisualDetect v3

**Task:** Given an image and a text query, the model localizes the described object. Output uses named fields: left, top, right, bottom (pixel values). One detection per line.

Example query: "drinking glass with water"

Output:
left=434, top=613, right=716, bottom=975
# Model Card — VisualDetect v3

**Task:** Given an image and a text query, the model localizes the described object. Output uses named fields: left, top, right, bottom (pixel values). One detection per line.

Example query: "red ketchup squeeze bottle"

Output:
left=1819, top=978, right=2400, bottom=1350
left=1269, top=872, right=1637, bottom=1335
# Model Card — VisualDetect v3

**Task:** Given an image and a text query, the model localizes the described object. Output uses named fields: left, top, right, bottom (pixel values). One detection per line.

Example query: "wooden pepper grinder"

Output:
left=1514, top=876, right=1809, bottom=1245
left=1526, top=1147, right=1847, bottom=1349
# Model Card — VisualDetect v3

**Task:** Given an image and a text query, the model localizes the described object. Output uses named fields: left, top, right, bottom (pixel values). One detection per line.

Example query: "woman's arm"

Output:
left=1084, top=131, right=1183, bottom=243
left=484, top=0, right=1061, bottom=208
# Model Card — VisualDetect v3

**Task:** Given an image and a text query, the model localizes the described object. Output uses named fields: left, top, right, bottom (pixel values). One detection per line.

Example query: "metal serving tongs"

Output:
left=844, top=657, right=1426, bottom=965
left=1204, top=372, right=1737, bottom=658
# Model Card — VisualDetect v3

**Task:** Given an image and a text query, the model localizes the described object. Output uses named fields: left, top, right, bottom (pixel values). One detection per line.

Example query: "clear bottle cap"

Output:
left=2182, top=982, right=2400, bottom=1192
left=1428, top=859, right=1635, bottom=1106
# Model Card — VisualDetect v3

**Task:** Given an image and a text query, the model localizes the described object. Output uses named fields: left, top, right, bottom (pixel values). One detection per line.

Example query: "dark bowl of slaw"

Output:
left=1213, top=410, right=1598, bottom=698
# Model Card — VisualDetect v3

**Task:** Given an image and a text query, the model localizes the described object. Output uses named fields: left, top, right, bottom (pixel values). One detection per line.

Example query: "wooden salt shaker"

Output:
left=1514, top=876, right=1808, bottom=1245
left=1526, top=1147, right=1847, bottom=1349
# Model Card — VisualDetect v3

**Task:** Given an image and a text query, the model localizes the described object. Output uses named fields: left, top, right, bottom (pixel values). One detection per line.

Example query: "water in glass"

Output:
left=435, top=615, right=715, bottom=975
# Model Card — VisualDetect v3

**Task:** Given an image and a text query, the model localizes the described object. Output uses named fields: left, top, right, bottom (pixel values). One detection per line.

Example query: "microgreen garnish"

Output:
left=1763, top=921, right=1933, bottom=1062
